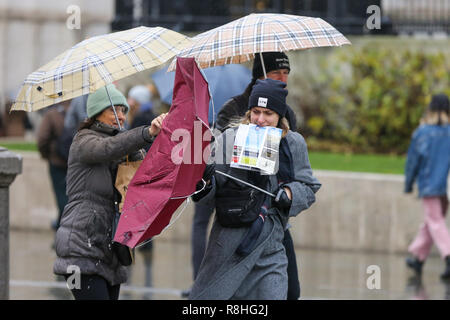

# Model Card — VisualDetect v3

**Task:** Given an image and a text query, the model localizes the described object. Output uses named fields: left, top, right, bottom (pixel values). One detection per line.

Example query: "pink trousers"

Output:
left=408, top=196, right=450, bottom=261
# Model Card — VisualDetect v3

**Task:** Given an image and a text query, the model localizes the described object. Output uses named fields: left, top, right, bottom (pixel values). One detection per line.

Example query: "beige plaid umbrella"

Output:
left=12, top=26, right=192, bottom=112
left=168, top=13, right=351, bottom=71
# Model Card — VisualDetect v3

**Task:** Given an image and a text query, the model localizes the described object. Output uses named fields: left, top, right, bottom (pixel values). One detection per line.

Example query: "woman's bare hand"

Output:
left=149, top=113, right=167, bottom=137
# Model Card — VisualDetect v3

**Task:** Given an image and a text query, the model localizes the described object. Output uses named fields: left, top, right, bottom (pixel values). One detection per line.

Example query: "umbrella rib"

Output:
left=12, top=26, right=193, bottom=111
left=253, top=15, right=263, bottom=54
left=81, top=58, right=90, bottom=94
left=274, top=18, right=305, bottom=50
left=144, top=34, right=190, bottom=68
left=102, top=35, right=145, bottom=73
left=295, top=17, right=320, bottom=48
left=48, top=28, right=175, bottom=84
left=85, top=49, right=114, bottom=84
left=318, top=19, right=336, bottom=47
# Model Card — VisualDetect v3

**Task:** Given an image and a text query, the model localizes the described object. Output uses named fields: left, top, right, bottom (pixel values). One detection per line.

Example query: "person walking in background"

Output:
left=53, top=84, right=166, bottom=300
left=127, top=85, right=153, bottom=129
left=37, top=101, right=71, bottom=232
left=129, top=87, right=156, bottom=130
left=189, top=79, right=321, bottom=299
left=56, top=94, right=89, bottom=163
left=126, top=85, right=156, bottom=291
left=65, top=94, right=88, bottom=133
left=405, top=93, right=450, bottom=280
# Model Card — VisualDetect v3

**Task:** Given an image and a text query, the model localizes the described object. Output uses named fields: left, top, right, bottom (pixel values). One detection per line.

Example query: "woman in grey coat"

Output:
left=53, top=84, right=166, bottom=300
left=190, top=79, right=321, bottom=299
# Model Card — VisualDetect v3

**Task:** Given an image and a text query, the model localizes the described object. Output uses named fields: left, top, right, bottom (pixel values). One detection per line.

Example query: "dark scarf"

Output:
left=277, top=137, right=295, bottom=184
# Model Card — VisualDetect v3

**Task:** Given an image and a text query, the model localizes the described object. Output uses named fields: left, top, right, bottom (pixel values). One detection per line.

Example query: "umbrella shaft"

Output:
left=215, top=169, right=275, bottom=198
left=105, top=85, right=123, bottom=131
left=259, top=52, right=267, bottom=79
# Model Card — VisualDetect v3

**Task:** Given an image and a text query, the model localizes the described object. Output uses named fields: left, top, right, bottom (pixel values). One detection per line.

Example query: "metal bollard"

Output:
left=0, top=147, right=22, bottom=300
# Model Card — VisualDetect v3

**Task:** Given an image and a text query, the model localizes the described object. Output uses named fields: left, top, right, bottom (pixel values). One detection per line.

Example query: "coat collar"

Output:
left=90, top=120, right=121, bottom=136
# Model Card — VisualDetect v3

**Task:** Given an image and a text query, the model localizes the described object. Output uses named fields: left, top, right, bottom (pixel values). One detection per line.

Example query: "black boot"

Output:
left=441, top=256, right=450, bottom=280
left=406, top=256, right=424, bottom=276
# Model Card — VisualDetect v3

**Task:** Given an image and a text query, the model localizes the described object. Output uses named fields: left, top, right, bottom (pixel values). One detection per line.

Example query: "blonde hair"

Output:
left=421, top=110, right=449, bottom=125
left=233, top=110, right=290, bottom=137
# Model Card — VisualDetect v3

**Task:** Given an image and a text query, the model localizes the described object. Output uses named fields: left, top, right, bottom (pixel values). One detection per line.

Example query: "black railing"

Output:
left=112, top=0, right=448, bottom=35
left=382, top=0, right=450, bottom=35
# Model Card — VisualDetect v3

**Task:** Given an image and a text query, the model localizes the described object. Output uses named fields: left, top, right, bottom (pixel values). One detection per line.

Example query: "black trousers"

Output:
left=48, top=164, right=68, bottom=229
left=65, top=274, right=120, bottom=300
left=283, top=229, right=301, bottom=300
left=191, top=203, right=214, bottom=280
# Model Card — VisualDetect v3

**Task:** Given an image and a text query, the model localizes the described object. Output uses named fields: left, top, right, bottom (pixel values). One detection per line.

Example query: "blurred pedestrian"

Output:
left=127, top=85, right=152, bottom=129
left=127, top=85, right=157, bottom=285
left=53, top=84, right=166, bottom=300
left=212, top=52, right=302, bottom=300
left=56, top=94, right=89, bottom=164
left=189, top=79, right=321, bottom=299
left=405, top=93, right=450, bottom=280
left=37, top=101, right=70, bottom=231
left=65, top=94, right=88, bottom=132
left=0, top=106, right=4, bottom=137
left=130, top=95, right=156, bottom=130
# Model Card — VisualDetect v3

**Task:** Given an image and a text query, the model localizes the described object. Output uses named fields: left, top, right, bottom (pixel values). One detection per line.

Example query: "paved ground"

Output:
left=8, top=229, right=450, bottom=300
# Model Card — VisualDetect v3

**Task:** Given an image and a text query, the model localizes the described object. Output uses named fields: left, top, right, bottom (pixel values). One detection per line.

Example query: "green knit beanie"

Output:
left=86, top=84, right=129, bottom=118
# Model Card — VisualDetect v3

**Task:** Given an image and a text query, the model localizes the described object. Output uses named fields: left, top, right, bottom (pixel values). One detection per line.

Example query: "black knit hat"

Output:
left=429, top=93, right=449, bottom=114
left=248, top=79, right=288, bottom=117
left=252, top=52, right=290, bottom=79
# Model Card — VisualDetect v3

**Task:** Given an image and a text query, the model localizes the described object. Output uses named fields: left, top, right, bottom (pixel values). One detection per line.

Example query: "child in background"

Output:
left=404, top=93, right=450, bottom=280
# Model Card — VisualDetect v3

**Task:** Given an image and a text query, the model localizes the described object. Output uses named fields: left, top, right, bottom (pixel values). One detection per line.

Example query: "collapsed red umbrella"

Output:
left=113, top=57, right=211, bottom=248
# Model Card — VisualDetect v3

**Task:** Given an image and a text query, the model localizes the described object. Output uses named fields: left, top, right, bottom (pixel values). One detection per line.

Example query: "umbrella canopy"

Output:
left=151, top=63, right=251, bottom=124
left=168, top=13, right=351, bottom=71
left=113, top=57, right=211, bottom=248
left=11, top=26, right=192, bottom=112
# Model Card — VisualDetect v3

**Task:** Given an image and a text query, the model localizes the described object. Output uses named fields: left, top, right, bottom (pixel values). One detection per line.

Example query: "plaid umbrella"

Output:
left=168, top=13, right=351, bottom=71
left=11, top=26, right=192, bottom=112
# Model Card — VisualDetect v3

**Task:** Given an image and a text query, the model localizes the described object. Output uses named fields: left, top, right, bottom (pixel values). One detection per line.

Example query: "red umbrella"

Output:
left=113, top=57, right=211, bottom=248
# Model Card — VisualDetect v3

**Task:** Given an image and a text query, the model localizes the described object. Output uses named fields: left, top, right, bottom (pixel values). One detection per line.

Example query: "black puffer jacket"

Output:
left=53, top=121, right=153, bottom=285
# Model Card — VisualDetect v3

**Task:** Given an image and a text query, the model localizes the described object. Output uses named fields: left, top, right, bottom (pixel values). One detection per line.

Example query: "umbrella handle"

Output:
left=169, top=178, right=207, bottom=200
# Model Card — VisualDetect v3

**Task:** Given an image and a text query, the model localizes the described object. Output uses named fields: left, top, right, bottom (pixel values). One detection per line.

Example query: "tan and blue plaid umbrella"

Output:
left=12, top=26, right=192, bottom=112
left=168, top=13, right=351, bottom=71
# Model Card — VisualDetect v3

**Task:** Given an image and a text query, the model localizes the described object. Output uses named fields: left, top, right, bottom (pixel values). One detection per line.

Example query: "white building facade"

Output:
left=0, top=0, right=114, bottom=114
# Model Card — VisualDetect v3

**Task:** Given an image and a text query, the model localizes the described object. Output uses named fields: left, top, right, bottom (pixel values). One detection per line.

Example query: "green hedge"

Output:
left=294, top=46, right=449, bottom=155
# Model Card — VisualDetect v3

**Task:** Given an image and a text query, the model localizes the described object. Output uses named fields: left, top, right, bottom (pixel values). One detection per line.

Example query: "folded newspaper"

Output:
left=231, top=124, right=282, bottom=175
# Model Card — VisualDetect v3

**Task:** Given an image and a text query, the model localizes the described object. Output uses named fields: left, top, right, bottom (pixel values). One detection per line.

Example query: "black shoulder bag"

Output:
left=215, top=171, right=267, bottom=228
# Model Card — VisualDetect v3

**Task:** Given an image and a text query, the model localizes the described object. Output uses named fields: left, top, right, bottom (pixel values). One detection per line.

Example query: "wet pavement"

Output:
left=8, top=228, right=450, bottom=300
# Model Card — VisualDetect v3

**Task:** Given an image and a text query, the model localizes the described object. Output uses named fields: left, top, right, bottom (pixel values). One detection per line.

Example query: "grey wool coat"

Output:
left=189, top=128, right=321, bottom=300
left=53, top=121, right=153, bottom=286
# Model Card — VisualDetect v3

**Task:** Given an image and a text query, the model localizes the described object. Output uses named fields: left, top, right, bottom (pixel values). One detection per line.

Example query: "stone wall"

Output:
left=8, top=151, right=450, bottom=254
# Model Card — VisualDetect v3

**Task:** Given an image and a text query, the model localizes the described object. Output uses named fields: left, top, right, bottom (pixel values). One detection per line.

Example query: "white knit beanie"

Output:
left=128, top=85, right=151, bottom=105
